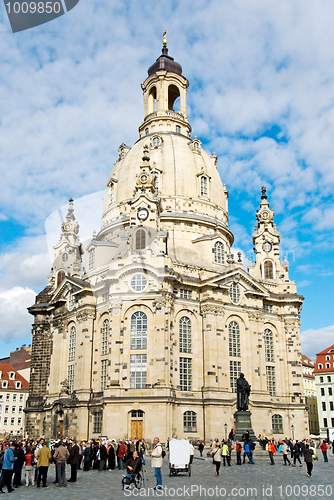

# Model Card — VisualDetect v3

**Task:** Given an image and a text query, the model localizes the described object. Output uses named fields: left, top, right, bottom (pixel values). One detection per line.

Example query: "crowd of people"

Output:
left=0, top=432, right=332, bottom=492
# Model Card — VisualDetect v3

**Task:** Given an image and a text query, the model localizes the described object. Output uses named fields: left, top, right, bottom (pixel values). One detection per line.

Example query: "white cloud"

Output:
left=301, top=325, right=334, bottom=361
left=0, top=287, right=36, bottom=341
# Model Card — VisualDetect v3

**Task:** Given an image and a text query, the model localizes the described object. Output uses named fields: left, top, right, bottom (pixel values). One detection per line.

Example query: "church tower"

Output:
left=26, top=35, right=308, bottom=442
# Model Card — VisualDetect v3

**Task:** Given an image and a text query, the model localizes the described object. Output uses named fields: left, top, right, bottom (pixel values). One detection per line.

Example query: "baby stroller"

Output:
left=122, top=461, right=144, bottom=490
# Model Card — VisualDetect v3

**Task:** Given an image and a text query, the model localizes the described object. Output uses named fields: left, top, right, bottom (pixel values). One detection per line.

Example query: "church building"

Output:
left=25, top=37, right=308, bottom=442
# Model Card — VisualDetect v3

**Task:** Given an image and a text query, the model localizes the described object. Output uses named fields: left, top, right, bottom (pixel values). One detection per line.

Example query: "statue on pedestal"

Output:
left=237, top=373, right=251, bottom=411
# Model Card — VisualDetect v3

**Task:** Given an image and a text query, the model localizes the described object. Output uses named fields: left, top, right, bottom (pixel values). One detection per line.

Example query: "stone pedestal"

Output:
left=234, top=411, right=256, bottom=442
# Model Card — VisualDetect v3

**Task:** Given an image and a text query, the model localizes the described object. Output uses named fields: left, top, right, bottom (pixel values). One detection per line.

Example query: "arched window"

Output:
left=102, top=319, right=109, bottom=356
left=89, top=248, right=95, bottom=270
left=229, top=321, right=240, bottom=357
left=272, top=414, right=283, bottom=433
left=176, top=125, right=181, bottom=134
left=131, top=312, right=147, bottom=350
left=135, top=229, right=146, bottom=250
left=264, top=260, right=274, bottom=279
left=318, top=364, right=323, bottom=369
left=179, top=316, right=191, bottom=353
left=108, top=183, right=115, bottom=205
left=145, top=128, right=149, bottom=135
left=148, top=86, right=157, bottom=114
left=183, top=411, right=197, bottom=432
left=168, top=84, right=180, bottom=111
left=214, top=241, right=224, bottom=264
left=200, top=176, right=207, bottom=196
left=68, top=326, right=76, bottom=361
left=56, top=270, right=65, bottom=288
left=264, top=328, right=274, bottom=362
left=326, top=363, right=330, bottom=369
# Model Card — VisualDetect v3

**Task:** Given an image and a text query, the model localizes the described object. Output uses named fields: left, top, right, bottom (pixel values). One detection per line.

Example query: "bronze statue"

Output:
left=237, top=373, right=251, bottom=411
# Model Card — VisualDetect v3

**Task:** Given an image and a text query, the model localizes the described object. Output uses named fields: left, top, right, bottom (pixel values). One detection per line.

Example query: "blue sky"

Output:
left=0, top=0, right=333, bottom=360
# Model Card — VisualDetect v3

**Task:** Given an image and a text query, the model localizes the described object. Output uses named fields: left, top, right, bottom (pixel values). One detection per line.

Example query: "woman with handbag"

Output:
left=210, top=443, right=222, bottom=476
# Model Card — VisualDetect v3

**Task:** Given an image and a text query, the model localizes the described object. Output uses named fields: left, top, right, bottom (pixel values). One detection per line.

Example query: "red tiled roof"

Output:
left=316, top=344, right=334, bottom=356
left=0, top=363, right=29, bottom=390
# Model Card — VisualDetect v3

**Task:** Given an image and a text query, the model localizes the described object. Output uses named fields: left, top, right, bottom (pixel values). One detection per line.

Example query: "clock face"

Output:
left=137, top=208, right=149, bottom=221
left=262, top=211, right=269, bottom=219
left=140, top=174, right=148, bottom=184
left=263, top=241, right=272, bottom=253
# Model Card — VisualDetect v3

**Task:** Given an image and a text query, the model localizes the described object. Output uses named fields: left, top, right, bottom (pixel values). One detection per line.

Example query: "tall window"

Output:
left=179, top=316, right=191, bottom=353
left=272, top=414, right=283, bottom=433
left=176, top=125, right=181, bottom=134
left=184, top=411, right=197, bottom=432
left=56, top=270, right=65, bottom=287
left=264, top=261, right=274, bottom=279
left=200, top=176, right=207, bottom=196
left=230, top=360, right=241, bottom=392
left=229, top=283, right=240, bottom=304
left=89, top=248, right=95, bottom=270
left=68, top=364, right=75, bottom=394
left=180, top=289, right=192, bottom=299
left=68, top=326, right=76, bottom=361
left=101, top=319, right=109, bottom=356
left=109, top=183, right=114, bottom=205
left=131, top=312, right=147, bottom=350
left=180, top=358, right=192, bottom=391
left=135, top=229, right=146, bottom=250
left=101, top=359, right=108, bottom=390
left=266, top=366, right=276, bottom=396
left=93, top=412, right=102, bottom=434
left=130, top=354, right=147, bottom=389
left=214, top=241, right=224, bottom=264
left=229, top=321, right=240, bottom=357
left=264, top=328, right=274, bottom=362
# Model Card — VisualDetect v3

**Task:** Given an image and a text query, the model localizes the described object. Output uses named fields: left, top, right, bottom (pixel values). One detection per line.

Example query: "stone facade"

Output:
left=25, top=40, right=308, bottom=442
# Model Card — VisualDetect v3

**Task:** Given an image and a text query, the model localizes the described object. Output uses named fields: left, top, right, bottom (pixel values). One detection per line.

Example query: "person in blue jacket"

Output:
left=0, top=442, right=16, bottom=493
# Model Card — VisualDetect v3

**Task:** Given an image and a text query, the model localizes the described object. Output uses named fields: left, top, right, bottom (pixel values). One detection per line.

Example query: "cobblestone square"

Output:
left=4, top=450, right=334, bottom=500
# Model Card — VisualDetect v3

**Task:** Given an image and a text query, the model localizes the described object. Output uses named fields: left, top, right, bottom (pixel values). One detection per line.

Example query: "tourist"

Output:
left=235, top=441, right=242, bottom=465
left=281, top=441, right=291, bottom=465
left=149, top=437, right=163, bottom=489
left=320, top=440, right=328, bottom=462
left=54, top=440, right=69, bottom=487
left=0, top=442, right=16, bottom=493
left=198, top=441, right=204, bottom=458
left=304, top=444, right=314, bottom=477
left=210, top=442, right=222, bottom=476
left=36, top=442, right=51, bottom=487
left=291, top=441, right=303, bottom=467
left=221, top=440, right=230, bottom=466
left=268, top=440, right=275, bottom=465
left=67, top=439, right=80, bottom=482
left=24, top=446, right=35, bottom=487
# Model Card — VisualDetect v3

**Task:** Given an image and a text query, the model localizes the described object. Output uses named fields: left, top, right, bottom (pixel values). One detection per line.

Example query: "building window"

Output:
left=179, top=316, right=191, bottom=353
left=321, top=387, right=325, bottom=396
left=18, top=406, right=23, bottom=414
left=12, top=406, right=16, bottom=413
left=68, top=326, right=76, bottom=361
left=135, top=229, right=146, bottom=250
left=2, top=381, right=8, bottom=389
left=131, top=410, right=144, bottom=418
left=4, top=418, right=8, bottom=425
left=329, top=387, right=332, bottom=396
left=101, top=359, right=108, bottom=390
left=326, top=363, right=330, bottom=369
left=266, top=366, right=276, bottom=396
left=5, top=406, right=9, bottom=414
left=330, top=401, right=334, bottom=411
left=108, top=183, right=115, bottom=205
left=318, top=364, right=323, bottom=369
left=17, top=418, right=22, bottom=426
left=214, top=241, right=225, bottom=264
left=322, top=402, right=326, bottom=411
left=9, top=372, right=15, bottom=380
left=264, top=261, right=274, bottom=279
left=101, top=319, right=109, bottom=356
left=263, top=303, right=273, bottom=313
left=183, top=411, right=197, bottom=432
left=102, top=292, right=109, bottom=304
left=93, top=412, right=103, bottom=434
left=326, top=355, right=330, bottom=361
left=68, top=364, right=75, bottom=394
left=89, top=248, right=95, bottom=270
left=176, top=125, right=181, bottom=134
left=230, top=361, right=241, bottom=393
left=13, top=394, right=17, bottom=402
left=130, top=354, right=147, bottom=389
left=130, top=273, right=148, bottom=293
left=324, top=418, right=328, bottom=427
left=10, top=418, right=15, bottom=425
left=6, top=394, right=10, bottom=401
left=229, top=321, right=240, bottom=357
left=152, top=136, right=160, bottom=147
left=320, top=376, right=324, bottom=383
left=272, top=414, right=283, bottom=433
left=131, top=312, right=147, bottom=350
left=180, top=358, right=192, bottom=391
left=19, top=394, right=23, bottom=402
left=200, top=176, right=208, bottom=196
left=229, top=283, right=240, bottom=304
left=264, top=329, right=274, bottom=362
left=180, top=289, right=192, bottom=299
left=56, top=270, right=66, bottom=287
left=327, top=376, right=332, bottom=382
left=15, top=382, right=21, bottom=389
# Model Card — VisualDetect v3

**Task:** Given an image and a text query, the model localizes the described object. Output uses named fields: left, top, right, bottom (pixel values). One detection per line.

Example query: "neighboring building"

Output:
left=314, top=344, right=334, bottom=438
left=301, top=354, right=319, bottom=435
left=25, top=38, right=308, bottom=442
left=0, top=344, right=31, bottom=382
left=0, top=364, right=29, bottom=438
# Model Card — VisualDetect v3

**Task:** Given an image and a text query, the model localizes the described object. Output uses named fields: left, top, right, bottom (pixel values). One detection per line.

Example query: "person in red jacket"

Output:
left=117, top=441, right=127, bottom=470
left=235, top=441, right=242, bottom=465
left=24, top=447, right=35, bottom=487
left=320, top=440, right=328, bottom=462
